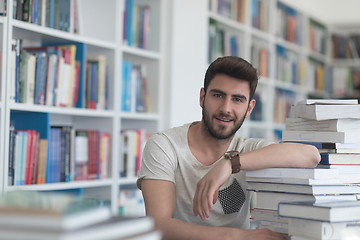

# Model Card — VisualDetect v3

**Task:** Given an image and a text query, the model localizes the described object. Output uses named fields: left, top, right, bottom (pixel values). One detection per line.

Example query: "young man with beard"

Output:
left=137, top=56, right=320, bottom=240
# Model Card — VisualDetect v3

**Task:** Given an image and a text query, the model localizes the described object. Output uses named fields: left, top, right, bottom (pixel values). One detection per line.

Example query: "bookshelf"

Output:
left=0, top=14, right=6, bottom=195
left=330, top=28, right=360, bottom=99
left=0, top=0, right=165, bottom=215
left=207, top=0, right=332, bottom=141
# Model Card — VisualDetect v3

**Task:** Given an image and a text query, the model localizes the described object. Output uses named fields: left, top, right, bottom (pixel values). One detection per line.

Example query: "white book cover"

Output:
left=282, top=130, right=360, bottom=144
left=278, top=200, right=360, bottom=222
left=290, top=104, right=360, bottom=120
left=289, top=218, right=360, bottom=240
left=285, top=118, right=360, bottom=132
left=295, top=99, right=359, bottom=105
left=251, top=191, right=358, bottom=211
left=247, top=181, right=360, bottom=195
left=245, top=167, right=339, bottom=180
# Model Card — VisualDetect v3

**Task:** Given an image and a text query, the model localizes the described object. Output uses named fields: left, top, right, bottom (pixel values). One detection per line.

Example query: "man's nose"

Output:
left=219, top=97, right=231, bottom=113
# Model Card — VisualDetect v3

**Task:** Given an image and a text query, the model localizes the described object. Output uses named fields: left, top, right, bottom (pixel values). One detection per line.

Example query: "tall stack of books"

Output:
left=247, top=99, right=360, bottom=236
left=278, top=200, right=360, bottom=240
left=0, top=191, right=161, bottom=240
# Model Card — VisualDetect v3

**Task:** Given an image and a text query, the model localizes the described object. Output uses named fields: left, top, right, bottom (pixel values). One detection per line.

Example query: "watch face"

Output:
left=224, top=151, right=239, bottom=157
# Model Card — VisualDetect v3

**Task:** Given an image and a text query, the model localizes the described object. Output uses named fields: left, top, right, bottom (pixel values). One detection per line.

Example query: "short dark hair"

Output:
left=203, top=56, right=259, bottom=100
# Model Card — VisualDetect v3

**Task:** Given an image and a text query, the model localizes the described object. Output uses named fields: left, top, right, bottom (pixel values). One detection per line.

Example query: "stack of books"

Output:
left=278, top=200, right=360, bottom=239
left=0, top=191, right=161, bottom=240
left=247, top=99, right=360, bottom=236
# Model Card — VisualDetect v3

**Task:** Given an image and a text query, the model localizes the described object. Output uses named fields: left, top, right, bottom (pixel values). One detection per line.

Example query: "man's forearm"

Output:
left=155, top=217, right=287, bottom=240
left=240, top=142, right=320, bottom=170
left=156, top=217, right=236, bottom=240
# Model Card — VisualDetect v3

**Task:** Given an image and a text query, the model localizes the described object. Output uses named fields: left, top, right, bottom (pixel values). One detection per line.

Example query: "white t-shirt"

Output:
left=137, top=122, right=274, bottom=229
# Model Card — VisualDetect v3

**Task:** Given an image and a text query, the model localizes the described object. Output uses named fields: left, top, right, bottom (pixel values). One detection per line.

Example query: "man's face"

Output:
left=200, top=74, right=255, bottom=140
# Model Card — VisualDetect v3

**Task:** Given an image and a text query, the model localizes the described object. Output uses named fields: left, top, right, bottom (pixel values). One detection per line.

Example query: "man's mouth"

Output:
left=216, top=117, right=232, bottom=123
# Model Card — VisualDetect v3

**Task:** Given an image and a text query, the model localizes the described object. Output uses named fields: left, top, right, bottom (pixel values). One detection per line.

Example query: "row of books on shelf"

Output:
left=209, top=0, right=247, bottom=23
left=10, top=39, right=109, bottom=110
left=247, top=99, right=360, bottom=239
left=276, top=1, right=302, bottom=45
left=332, top=67, right=360, bottom=98
left=8, top=123, right=111, bottom=185
left=120, top=128, right=150, bottom=178
left=273, top=89, right=295, bottom=124
left=0, top=191, right=161, bottom=240
left=251, top=0, right=268, bottom=32
left=309, top=19, right=327, bottom=55
left=251, top=44, right=269, bottom=78
left=332, top=34, right=360, bottom=59
left=275, top=44, right=306, bottom=86
left=208, top=18, right=239, bottom=63
left=121, top=60, right=150, bottom=113
left=12, top=0, right=82, bottom=33
left=123, top=0, right=151, bottom=49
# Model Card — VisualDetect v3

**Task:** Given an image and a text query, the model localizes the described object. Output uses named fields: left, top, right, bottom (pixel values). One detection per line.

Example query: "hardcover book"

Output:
left=278, top=200, right=360, bottom=222
left=288, top=218, right=360, bottom=240
left=289, top=104, right=360, bottom=120
left=247, top=182, right=360, bottom=195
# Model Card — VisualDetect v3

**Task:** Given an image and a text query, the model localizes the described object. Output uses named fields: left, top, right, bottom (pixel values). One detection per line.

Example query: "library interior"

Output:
left=1, top=0, right=360, bottom=239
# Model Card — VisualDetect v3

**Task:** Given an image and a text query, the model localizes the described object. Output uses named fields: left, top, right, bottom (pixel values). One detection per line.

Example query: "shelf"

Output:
left=120, top=112, right=160, bottom=121
left=6, top=178, right=114, bottom=191
left=9, top=103, right=116, bottom=117
left=122, top=46, right=161, bottom=60
left=12, top=20, right=117, bottom=49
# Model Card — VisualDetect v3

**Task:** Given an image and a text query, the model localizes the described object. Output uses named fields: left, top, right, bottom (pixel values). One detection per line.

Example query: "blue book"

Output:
left=20, top=131, right=28, bottom=186
left=15, top=131, right=24, bottom=186
left=49, top=0, right=55, bottom=28
left=47, top=127, right=61, bottom=183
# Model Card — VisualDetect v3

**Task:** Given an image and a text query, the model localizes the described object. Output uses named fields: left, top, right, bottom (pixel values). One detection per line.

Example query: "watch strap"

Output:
left=224, top=151, right=241, bottom=174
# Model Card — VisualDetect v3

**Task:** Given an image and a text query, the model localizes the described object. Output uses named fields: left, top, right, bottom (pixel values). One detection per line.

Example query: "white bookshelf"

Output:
left=207, top=0, right=332, bottom=141
left=0, top=0, right=165, bottom=215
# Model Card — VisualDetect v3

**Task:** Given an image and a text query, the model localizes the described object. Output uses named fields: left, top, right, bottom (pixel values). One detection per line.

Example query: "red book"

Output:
left=24, top=130, right=36, bottom=185
left=31, top=132, right=40, bottom=184
left=87, top=130, right=99, bottom=180
left=72, top=61, right=80, bottom=107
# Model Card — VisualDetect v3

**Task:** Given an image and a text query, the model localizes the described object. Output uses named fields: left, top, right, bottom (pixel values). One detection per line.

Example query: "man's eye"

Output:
left=213, top=94, right=222, bottom=98
left=233, top=98, right=244, bottom=102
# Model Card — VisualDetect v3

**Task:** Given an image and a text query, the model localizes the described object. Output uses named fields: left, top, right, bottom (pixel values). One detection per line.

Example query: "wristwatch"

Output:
left=224, top=151, right=241, bottom=174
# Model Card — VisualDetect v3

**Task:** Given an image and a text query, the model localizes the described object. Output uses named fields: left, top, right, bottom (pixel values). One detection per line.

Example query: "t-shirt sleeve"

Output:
left=240, top=138, right=274, bottom=153
left=136, top=133, right=178, bottom=190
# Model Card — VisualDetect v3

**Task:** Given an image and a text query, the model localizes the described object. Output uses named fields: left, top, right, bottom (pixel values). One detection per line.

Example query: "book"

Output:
left=0, top=191, right=112, bottom=231
left=285, top=118, right=360, bottom=132
left=245, top=167, right=339, bottom=180
left=295, top=99, right=359, bottom=105
left=250, top=208, right=289, bottom=223
left=293, top=141, right=360, bottom=150
left=246, top=176, right=343, bottom=185
left=0, top=216, right=156, bottom=240
left=36, top=139, right=48, bottom=184
left=257, top=220, right=288, bottom=234
left=289, top=104, right=360, bottom=120
left=282, top=130, right=360, bottom=144
left=288, top=218, right=360, bottom=240
left=320, top=153, right=360, bottom=165
left=278, top=200, right=360, bottom=222
left=251, top=191, right=358, bottom=211
left=247, top=182, right=360, bottom=195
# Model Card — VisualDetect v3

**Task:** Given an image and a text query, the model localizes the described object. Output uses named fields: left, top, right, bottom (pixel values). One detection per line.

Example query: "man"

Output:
left=137, top=56, right=320, bottom=239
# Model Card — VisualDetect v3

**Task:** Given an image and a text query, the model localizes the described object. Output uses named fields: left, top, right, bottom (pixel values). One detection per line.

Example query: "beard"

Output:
left=202, top=101, right=248, bottom=140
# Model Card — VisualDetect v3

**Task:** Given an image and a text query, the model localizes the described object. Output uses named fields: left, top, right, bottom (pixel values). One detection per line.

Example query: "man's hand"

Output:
left=193, top=158, right=232, bottom=220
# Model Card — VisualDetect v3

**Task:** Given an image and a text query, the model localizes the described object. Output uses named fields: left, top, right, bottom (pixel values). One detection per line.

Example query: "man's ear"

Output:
left=200, top=88, right=205, bottom=108
left=245, top=99, right=256, bottom=118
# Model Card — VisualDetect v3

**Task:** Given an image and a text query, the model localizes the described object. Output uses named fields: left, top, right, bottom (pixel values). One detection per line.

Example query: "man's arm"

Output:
left=193, top=142, right=321, bottom=221
left=141, top=179, right=288, bottom=240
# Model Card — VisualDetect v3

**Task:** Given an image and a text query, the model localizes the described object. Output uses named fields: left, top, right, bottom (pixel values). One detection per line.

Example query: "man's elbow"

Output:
left=304, top=145, right=321, bottom=168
